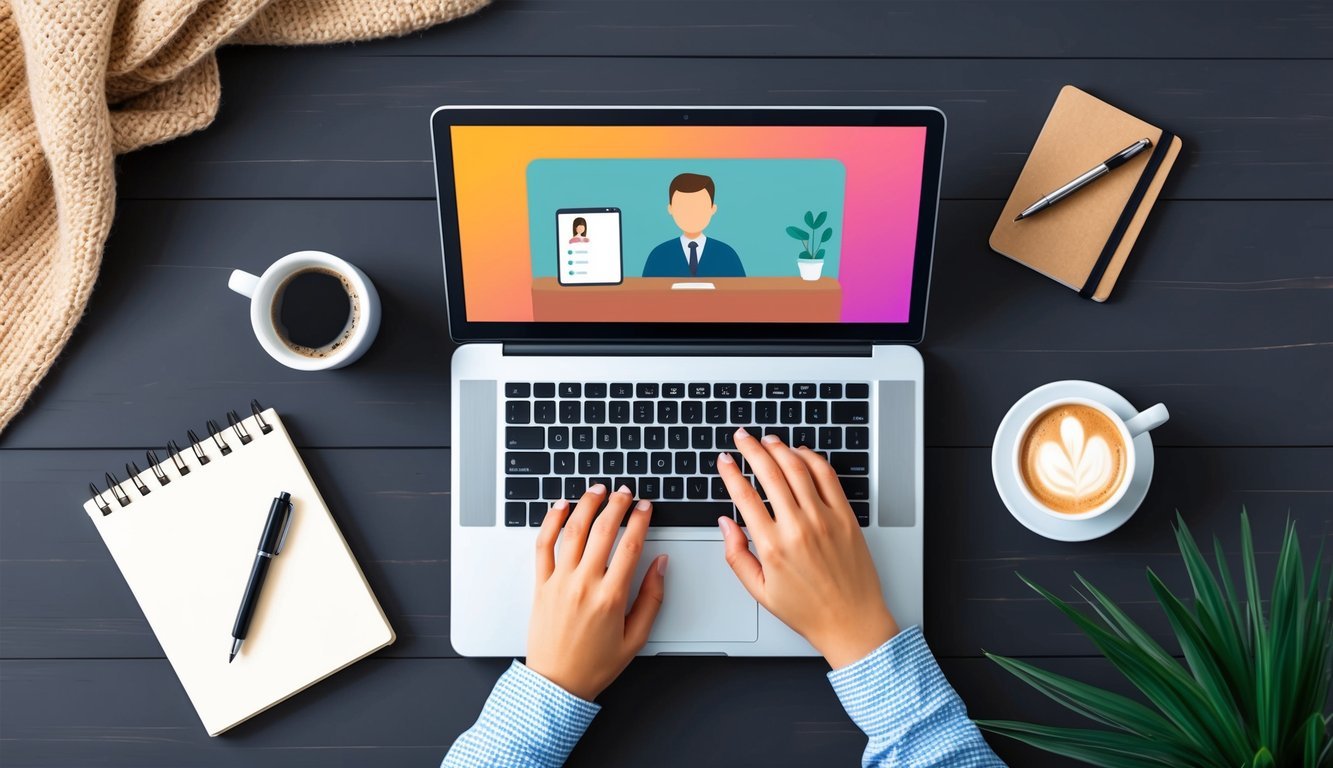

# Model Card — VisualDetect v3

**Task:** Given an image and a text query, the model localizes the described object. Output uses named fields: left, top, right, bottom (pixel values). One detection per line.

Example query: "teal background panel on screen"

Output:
left=526, top=158, right=846, bottom=279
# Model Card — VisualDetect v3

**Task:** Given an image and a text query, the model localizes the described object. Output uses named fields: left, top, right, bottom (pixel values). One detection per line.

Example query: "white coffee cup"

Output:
left=227, top=251, right=381, bottom=371
left=1012, top=396, right=1169, bottom=521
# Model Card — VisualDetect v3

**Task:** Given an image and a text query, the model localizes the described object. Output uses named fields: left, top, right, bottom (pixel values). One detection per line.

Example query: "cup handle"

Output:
left=1124, top=403, right=1169, bottom=438
left=228, top=269, right=260, bottom=299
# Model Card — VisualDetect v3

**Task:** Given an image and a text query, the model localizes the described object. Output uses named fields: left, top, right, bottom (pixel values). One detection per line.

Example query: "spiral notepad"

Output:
left=82, top=403, right=394, bottom=736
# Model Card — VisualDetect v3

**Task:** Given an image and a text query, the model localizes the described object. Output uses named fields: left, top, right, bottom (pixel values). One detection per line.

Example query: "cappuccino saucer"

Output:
left=991, top=380, right=1154, bottom=542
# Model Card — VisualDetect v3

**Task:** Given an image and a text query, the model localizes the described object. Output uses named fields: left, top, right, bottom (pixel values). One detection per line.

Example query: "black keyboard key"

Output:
left=675, top=452, right=697, bottom=475
left=505, top=382, right=531, bottom=398
left=506, top=452, right=550, bottom=475
left=620, top=427, right=642, bottom=449
left=609, top=400, right=630, bottom=423
left=534, top=382, right=556, bottom=398
left=818, top=427, right=842, bottom=450
left=636, top=383, right=659, bottom=398
left=542, top=477, right=562, bottom=500
left=534, top=400, right=557, bottom=424
left=840, top=476, right=870, bottom=500
left=596, top=427, right=617, bottom=449
left=681, top=401, right=703, bottom=423
left=633, top=401, right=654, bottom=424
left=628, top=451, right=648, bottom=475
left=662, top=383, right=685, bottom=398
left=614, top=478, right=636, bottom=497
left=792, top=426, right=816, bottom=448
left=585, top=383, right=607, bottom=398
left=715, top=383, right=737, bottom=398
left=548, top=426, right=569, bottom=449
left=529, top=501, right=550, bottom=527
left=506, top=401, right=531, bottom=424
left=650, top=501, right=732, bottom=526
left=851, top=501, right=871, bottom=526
left=831, top=452, right=871, bottom=475
left=603, top=452, right=624, bottom=474
left=766, top=383, right=790, bottom=398
left=559, top=383, right=582, bottom=398
left=668, top=427, right=689, bottom=449
left=505, top=478, right=539, bottom=500
left=689, top=383, right=710, bottom=398
left=559, top=401, right=581, bottom=424
left=686, top=476, right=709, bottom=500
left=578, top=452, right=600, bottom=474
left=650, top=452, right=673, bottom=474
left=564, top=477, right=587, bottom=500
left=806, top=401, right=829, bottom=424
left=711, top=477, right=729, bottom=500
left=554, top=452, right=575, bottom=474
left=846, top=383, right=870, bottom=398
left=506, top=427, right=543, bottom=449
left=756, top=400, right=778, bottom=424
left=820, top=383, right=843, bottom=399
left=699, top=451, right=721, bottom=474
left=505, top=501, right=527, bottom=526
left=847, top=426, right=870, bottom=449
left=590, top=477, right=612, bottom=492
left=639, top=477, right=661, bottom=500
left=645, top=427, right=666, bottom=449
left=730, top=401, right=752, bottom=424
left=584, top=401, right=606, bottom=424
left=762, top=426, right=790, bottom=445
left=793, top=383, right=816, bottom=399
left=715, top=427, right=737, bottom=450
left=691, top=427, right=713, bottom=449
left=610, top=383, right=633, bottom=398
left=664, top=477, right=684, bottom=499
left=657, top=401, right=678, bottom=424
left=740, top=383, right=762, bottom=399
left=832, top=402, right=870, bottom=424
left=572, top=427, right=594, bottom=450
left=706, top=401, right=728, bottom=424
left=779, top=401, right=802, bottom=424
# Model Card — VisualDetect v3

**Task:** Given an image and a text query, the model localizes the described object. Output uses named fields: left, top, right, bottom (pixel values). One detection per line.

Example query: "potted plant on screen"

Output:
left=787, top=210, right=833, bottom=281
left=977, top=512, right=1333, bottom=768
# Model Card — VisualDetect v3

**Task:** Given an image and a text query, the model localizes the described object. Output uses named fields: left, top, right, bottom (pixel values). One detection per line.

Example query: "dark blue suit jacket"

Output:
left=641, top=238, right=746, bottom=278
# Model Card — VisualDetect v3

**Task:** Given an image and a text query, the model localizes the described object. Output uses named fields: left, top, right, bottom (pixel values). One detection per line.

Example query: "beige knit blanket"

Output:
left=0, top=0, right=486, bottom=434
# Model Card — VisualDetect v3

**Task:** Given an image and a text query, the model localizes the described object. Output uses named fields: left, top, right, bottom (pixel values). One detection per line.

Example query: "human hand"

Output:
left=717, top=429, right=899, bottom=669
left=525, top=484, right=668, bottom=700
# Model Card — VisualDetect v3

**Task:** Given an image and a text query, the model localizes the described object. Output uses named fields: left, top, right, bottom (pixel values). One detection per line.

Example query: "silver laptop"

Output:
left=431, top=106, right=946, bottom=656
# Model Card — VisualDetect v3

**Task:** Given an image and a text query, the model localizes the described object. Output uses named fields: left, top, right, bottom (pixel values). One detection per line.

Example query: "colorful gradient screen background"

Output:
left=450, top=125, right=927, bottom=323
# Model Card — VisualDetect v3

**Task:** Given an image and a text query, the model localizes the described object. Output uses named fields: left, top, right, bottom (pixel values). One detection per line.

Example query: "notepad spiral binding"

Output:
left=87, top=400, right=275, bottom=516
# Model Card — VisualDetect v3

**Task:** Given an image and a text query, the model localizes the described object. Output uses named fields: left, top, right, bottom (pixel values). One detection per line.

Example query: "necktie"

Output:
left=687, top=241, right=699, bottom=276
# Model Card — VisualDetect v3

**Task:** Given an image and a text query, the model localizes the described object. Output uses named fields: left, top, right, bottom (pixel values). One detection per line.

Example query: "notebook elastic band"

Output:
left=1080, top=130, right=1175, bottom=299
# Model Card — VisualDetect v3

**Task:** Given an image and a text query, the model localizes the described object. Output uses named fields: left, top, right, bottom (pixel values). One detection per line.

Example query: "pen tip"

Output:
left=228, top=653, right=235, bottom=663
left=1014, top=213, right=1026, bottom=222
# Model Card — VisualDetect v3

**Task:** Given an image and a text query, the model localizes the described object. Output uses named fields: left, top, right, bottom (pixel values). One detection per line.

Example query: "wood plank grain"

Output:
left=3, top=199, right=1327, bottom=449
left=356, top=0, right=1333, bottom=60
left=114, top=54, right=1333, bottom=201
left=4, top=447, right=1328, bottom=660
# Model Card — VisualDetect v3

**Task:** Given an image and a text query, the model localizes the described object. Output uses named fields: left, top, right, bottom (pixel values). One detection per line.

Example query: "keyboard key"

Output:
left=706, top=401, right=728, bottom=424
left=620, top=426, right=642, bottom=449
left=596, top=427, right=617, bottom=449
left=699, top=451, right=721, bottom=474
left=614, top=478, right=636, bottom=498
left=559, top=401, right=581, bottom=424
left=554, top=452, right=575, bottom=474
left=846, top=383, right=870, bottom=398
left=766, top=383, right=790, bottom=398
left=584, top=401, right=606, bottom=424
left=820, top=383, right=843, bottom=399
left=590, top=477, right=612, bottom=493
left=657, top=401, right=678, bottom=424
left=818, top=427, right=842, bottom=450
left=851, top=501, right=870, bottom=526
left=636, top=383, right=659, bottom=398
left=585, top=383, right=607, bottom=398
left=691, top=427, right=713, bottom=449
left=578, top=452, right=600, bottom=474
left=547, top=426, right=569, bottom=449
left=609, top=400, right=630, bottom=423
left=831, top=452, right=871, bottom=475
left=714, top=383, right=737, bottom=398
left=756, top=400, right=778, bottom=424
left=572, top=427, right=594, bottom=450
left=645, top=427, right=666, bottom=449
left=685, top=476, right=709, bottom=500
left=505, top=382, right=531, bottom=398
left=668, top=427, right=689, bottom=449
left=534, top=400, right=556, bottom=424
left=730, top=401, right=752, bottom=423
left=534, top=382, right=556, bottom=398
left=610, top=383, right=633, bottom=398
left=793, top=383, right=816, bottom=398
left=779, top=401, right=802, bottom=424
left=681, top=401, right=703, bottom=423
left=840, top=476, right=870, bottom=500
left=650, top=501, right=732, bottom=526
left=528, top=501, right=550, bottom=527
left=559, top=383, right=581, bottom=398
left=505, top=478, right=539, bottom=500
left=542, top=477, right=562, bottom=500
left=847, top=426, right=870, bottom=449
left=650, top=452, right=673, bottom=474
left=603, top=452, right=624, bottom=474
left=663, top=383, right=685, bottom=398
left=689, top=383, right=710, bottom=398
left=505, top=452, right=550, bottom=475
left=506, top=427, right=543, bottom=449
left=505, top=401, right=531, bottom=424
left=663, top=477, right=684, bottom=499
left=564, top=477, right=587, bottom=500
left=633, top=401, right=654, bottom=424
left=762, top=426, right=790, bottom=445
left=792, top=426, right=816, bottom=448
left=832, top=402, right=870, bottom=424
left=715, top=427, right=737, bottom=450
left=505, top=501, right=527, bottom=526
left=675, top=452, right=697, bottom=475
left=711, top=477, right=729, bottom=500
left=639, top=477, right=660, bottom=499
left=740, top=383, right=762, bottom=399
left=628, top=451, right=648, bottom=474
left=805, top=401, right=828, bottom=424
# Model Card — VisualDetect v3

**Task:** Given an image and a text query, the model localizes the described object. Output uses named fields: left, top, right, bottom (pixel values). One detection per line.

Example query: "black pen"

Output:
left=1015, top=138, right=1153, bottom=221
left=229, top=491, right=294, bottom=663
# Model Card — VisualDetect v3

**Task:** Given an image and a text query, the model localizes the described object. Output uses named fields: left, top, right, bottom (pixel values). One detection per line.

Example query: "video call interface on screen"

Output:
left=449, top=125, right=928, bottom=324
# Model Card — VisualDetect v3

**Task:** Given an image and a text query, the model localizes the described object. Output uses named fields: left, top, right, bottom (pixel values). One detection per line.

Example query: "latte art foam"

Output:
left=1019, top=404, right=1127, bottom=515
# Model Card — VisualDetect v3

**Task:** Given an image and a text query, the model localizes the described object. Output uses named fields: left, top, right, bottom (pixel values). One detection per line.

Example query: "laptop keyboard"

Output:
left=501, top=381, right=871, bottom=528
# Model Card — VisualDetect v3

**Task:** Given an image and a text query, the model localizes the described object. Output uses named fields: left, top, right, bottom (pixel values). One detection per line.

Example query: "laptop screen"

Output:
left=434, top=109, right=944, bottom=342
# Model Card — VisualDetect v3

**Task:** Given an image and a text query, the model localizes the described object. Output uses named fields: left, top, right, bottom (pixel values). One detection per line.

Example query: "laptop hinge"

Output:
left=502, top=342, right=874, bottom=358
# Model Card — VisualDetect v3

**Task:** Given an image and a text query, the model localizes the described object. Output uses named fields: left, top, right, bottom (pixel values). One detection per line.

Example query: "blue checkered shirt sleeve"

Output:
left=441, top=660, right=599, bottom=768
left=828, top=626, right=1007, bottom=767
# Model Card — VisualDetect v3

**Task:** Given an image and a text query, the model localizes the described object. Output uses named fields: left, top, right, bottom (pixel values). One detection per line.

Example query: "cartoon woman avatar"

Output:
left=568, top=217, right=590, bottom=244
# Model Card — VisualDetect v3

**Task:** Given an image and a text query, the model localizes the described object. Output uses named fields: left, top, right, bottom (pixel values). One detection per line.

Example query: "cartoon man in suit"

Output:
left=641, top=173, right=746, bottom=278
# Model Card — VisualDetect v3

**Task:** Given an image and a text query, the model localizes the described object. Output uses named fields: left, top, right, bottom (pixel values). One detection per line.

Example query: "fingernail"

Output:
left=735, top=427, right=752, bottom=440
left=617, top=484, right=632, bottom=496
left=589, top=483, right=606, bottom=494
left=761, top=434, right=781, bottom=444
left=553, top=499, right=569, bottom=510
left=718, top=452, right=735, bottom=465
left=717, top=516, right=733, bottom=532
left=636, top=499, right=651, bottom=511
left=655, top=554, right=669, bottom=576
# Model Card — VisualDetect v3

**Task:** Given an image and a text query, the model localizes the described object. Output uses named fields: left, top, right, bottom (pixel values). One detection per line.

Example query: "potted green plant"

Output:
left=787, top=210, right=833, bottom=281
left=978, top=512, right=1332, bottom=767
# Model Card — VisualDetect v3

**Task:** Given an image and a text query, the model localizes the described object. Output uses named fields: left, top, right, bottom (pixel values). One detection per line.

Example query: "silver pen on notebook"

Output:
left=1015, top=138, right=1152, bottom=221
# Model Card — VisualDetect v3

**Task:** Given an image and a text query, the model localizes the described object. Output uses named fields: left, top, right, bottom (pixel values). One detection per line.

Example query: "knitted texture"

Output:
left=0, top=0, right=487, bottom=433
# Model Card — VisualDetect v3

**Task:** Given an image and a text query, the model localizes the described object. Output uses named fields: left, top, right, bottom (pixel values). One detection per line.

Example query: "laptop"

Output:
left=431, top=106, right=946, bottom=657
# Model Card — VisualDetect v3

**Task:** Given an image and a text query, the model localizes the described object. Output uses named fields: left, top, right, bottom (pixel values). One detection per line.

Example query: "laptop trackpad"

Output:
left=636, top=541, right=758, bottom=643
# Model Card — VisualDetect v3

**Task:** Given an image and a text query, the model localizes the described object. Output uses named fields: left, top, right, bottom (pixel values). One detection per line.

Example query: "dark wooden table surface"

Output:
left=2, top=2, right=1331, bottom=765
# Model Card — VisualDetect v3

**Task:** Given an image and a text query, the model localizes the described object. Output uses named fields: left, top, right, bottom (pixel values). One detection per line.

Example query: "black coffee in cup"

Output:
left=271, top=268, right=360, bottom=358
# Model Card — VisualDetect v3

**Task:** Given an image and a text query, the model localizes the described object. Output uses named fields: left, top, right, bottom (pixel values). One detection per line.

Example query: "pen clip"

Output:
left=275, top=498, right=295, bottom=555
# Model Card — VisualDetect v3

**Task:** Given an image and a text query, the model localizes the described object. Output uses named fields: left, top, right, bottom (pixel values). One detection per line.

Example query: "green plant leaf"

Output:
left=786, top=226, right=809, bottom=241
left=819, top=227, right=833, bottom=243
left=976, top=720, right=1193, bottom=767
left=798, top=251, right=813, bottom=259
left=814, top=249, right=825, bottom=259
left=1300, top=713, right=1325, bottom=767
left=803, top=211, right=816, bottom=228
left=812, top=210, right=828, bottom=228
left=1253, top=746, right=1276, bottom=768
left=1074, top=574, right=1177, bottom=669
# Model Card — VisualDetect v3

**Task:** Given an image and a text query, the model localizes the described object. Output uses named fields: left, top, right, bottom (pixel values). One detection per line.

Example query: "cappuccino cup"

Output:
left=1013, top=397, right=1168, bottom=521
left=228, top=251, right=381, bottom=371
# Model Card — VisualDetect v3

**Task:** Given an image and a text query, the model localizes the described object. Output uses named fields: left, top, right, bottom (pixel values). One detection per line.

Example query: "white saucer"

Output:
left=991, top=380, right=1154, bottom=542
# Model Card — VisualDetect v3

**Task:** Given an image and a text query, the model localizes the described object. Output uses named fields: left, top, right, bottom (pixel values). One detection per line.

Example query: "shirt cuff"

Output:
left=462, top=661, right=600, bottom=768
left=826, top=626, right=958, bottom=740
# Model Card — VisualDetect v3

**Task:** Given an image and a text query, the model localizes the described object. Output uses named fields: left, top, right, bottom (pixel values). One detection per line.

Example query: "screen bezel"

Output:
left=431, top=106, right=946, bottom=344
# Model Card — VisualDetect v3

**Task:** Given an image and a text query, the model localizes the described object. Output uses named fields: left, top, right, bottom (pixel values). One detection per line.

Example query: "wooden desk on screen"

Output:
left=530, top=277, right=842, bottom=323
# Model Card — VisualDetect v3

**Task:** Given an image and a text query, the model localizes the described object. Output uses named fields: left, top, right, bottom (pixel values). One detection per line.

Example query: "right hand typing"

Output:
left=717, top=428, right=900, bottom=669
